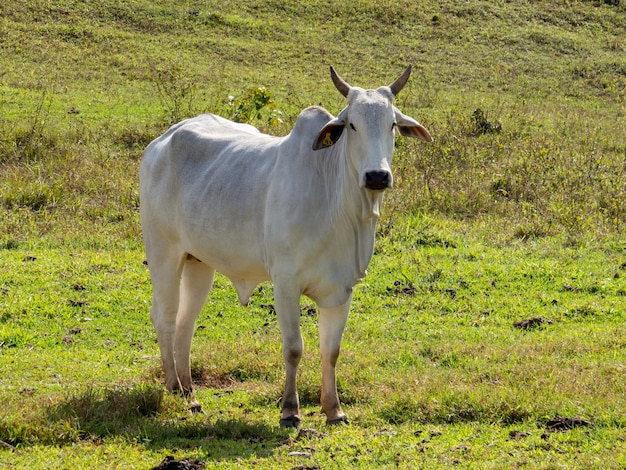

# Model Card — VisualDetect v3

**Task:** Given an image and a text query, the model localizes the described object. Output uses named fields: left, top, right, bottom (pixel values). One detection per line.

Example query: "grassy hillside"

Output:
left=1, top=1, right=625, bottom=468
left=1, top=0, right=625, bottom=245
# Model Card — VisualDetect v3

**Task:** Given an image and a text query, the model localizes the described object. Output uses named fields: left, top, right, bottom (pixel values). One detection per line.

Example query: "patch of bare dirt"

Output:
left=152, top=456, right=204, bottom=470
left=509, top=430, right=530, bottom=440
left=513, top=317, right=553, bottom=329
left=388, top=280, right=417, bottom=295
left=546, top=416, right=594, bottom=431
left=191, top=370, right=238, bottom=389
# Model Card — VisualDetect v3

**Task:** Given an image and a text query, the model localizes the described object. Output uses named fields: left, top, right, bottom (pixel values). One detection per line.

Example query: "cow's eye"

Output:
left=349, top=123, right=357, bottom=131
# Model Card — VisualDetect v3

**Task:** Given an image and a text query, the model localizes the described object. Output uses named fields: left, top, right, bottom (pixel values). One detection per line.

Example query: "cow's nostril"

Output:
left=364, top=171, right=391, bottom=190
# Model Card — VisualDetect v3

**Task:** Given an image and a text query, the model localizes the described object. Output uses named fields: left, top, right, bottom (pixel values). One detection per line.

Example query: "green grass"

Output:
left=1, top=0, right=626, bottom=467
left=2, top=216, right=625, bottom=468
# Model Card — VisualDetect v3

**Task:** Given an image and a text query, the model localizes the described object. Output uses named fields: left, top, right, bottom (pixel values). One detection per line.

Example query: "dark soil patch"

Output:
left=509, top=430, right=530, bottom=440
left=388, top=280, right=417, bottom=295
left=191, top=369, right=238, bottom=389
left=152, top=456, right=204, bottom=470
left=546, top=416, right=594, bottom=431
left=513, top=317, right=553, bottom=329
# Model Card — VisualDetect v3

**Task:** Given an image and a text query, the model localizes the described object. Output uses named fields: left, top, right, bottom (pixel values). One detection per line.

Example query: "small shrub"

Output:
left=471, top=109, right=502, bottom=135
left=226, top=86, right=284, bottom=128
left=151, top=62, right=199, bottom=124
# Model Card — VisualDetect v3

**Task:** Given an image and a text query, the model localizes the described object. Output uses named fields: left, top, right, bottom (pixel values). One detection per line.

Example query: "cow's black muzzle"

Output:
left=364, top=170, right=391, bottom=191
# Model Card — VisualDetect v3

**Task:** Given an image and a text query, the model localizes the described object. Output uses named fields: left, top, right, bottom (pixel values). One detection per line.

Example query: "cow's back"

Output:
left=140, top=114, right=282, bottom=280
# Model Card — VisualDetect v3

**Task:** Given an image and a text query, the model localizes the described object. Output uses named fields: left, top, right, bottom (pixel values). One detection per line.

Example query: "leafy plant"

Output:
left=471, top=108, right=502, bottom=135
left=227, top=86, right=284, bottom=128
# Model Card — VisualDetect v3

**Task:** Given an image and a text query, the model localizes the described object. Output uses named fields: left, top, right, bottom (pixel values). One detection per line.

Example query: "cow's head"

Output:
left=313, top=66, right=432, bottom=191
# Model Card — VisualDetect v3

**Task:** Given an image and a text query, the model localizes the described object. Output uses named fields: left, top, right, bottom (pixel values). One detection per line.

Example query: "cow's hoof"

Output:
left=189, top=402, right=205, bottom=414
left=279, top=416, right=302, bottom=429
left=327, top=415, right=349, bottom=426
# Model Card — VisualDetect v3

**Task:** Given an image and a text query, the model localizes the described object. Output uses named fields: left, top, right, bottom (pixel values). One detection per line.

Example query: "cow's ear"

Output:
left=313, top=121, right=345, bottom=150
left=394, top=107, right=433, bottom=142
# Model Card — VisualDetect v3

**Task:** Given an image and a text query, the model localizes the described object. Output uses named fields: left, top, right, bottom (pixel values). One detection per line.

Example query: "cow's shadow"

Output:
left=45, top=384, right=291, bottom=462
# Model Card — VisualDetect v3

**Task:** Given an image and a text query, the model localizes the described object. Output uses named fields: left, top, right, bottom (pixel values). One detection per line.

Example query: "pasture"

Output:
left=1, top=0, right=625, bottom=468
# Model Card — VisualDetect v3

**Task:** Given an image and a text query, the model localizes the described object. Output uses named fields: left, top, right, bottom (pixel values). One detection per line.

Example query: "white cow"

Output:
left=140, top=66, right=432, bottom=428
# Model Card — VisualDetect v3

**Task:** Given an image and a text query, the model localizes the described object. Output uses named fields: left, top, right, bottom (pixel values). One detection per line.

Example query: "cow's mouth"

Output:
left=365, top=182, right=389, bottom=191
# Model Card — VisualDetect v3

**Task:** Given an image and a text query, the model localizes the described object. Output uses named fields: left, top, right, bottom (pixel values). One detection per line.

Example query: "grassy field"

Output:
left=1, top=0, right=626, bottom=468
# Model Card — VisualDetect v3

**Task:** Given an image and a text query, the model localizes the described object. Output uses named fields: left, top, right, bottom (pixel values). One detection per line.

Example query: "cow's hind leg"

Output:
left=175, top=256, right=215, bottom=411
left=274, top=282, right=304, bottom=428
left=318, top=295, right=352, bottom=425
left=148, top=250, right=185, bottom=394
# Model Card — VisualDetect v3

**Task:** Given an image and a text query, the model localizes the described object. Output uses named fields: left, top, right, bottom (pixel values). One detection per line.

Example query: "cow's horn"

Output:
left=389, top=65, right=412, bottom=96
left=330, top=66, right=351, bottom=98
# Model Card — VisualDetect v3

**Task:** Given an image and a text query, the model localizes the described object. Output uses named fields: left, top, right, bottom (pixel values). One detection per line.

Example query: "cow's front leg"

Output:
left=318, top=295, right=352, bottom=425
left=274, top=283, right=304, bottom=428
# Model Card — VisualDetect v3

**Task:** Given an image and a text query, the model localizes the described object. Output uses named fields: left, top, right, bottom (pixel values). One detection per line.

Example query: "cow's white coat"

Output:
left=140, top=66, right=432, bottom=426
